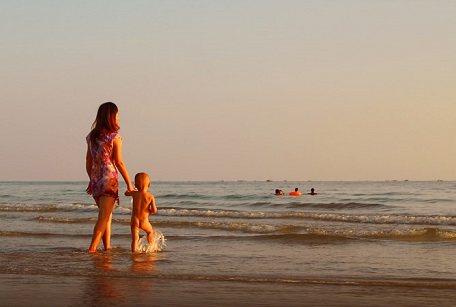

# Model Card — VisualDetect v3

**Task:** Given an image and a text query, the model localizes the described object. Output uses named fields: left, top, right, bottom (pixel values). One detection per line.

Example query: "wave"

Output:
left=158, top=208, right=456, bottom=226
left=0, top=203, right=132, bottom=214
left=17, top=204, right=456, bottom=228
left=157, top=222, right=456, bottom=242
left=32, top=215, right=133, bottom=224
left=3, top=222, right=456, bottom=244
left=283, top=202, right=387, bottom=210
left=0, top=231, right=91, bottom=238
left=0, top=203, right=98, bottom=212
left=2, top=200, right=452, bottom=226
left=0, top=200, right=388, bottom=213
left=160, top=193, right=213, bottom=199
left=362, top=227, right=456, bottom=241
left=158, top=225, right=456, bottom=242
left=33, top=216, right=97, bottom=224
left=296, top=227, right=456, bottom=242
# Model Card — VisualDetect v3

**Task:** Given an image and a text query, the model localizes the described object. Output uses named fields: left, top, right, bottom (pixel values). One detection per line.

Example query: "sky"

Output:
left=1, top=0, right=455, bottom=182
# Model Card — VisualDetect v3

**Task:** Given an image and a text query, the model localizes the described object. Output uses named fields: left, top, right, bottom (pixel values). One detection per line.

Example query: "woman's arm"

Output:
left=86, top=145, right=92, bottom=178
left=112, top=137, right=134, bottom=191
left=86, top=144, right=93, bottom=194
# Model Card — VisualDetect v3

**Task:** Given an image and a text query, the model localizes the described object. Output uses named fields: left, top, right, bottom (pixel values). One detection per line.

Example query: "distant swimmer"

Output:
left=274, top=189, right=284, bottom=196
left=307, top=188, right=318, bottom=195
left=289, top=188, right=302, bottom=196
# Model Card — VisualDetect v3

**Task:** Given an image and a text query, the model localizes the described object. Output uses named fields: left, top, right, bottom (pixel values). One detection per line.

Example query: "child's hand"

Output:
left=149, top=204, right=157, bottom=215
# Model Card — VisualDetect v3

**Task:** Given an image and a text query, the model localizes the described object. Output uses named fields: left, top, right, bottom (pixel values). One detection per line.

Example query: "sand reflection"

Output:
left=131, top=252, right=158, bottom=273
left=91, top=250, right=115, bottom=272
left=84, top=251, right=127, bottom=306
left=81, top=251, right=160, bottom=305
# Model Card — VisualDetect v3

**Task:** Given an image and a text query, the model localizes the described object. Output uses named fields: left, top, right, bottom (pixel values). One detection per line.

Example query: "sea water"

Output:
left=1, top=180, right=456, bottom=306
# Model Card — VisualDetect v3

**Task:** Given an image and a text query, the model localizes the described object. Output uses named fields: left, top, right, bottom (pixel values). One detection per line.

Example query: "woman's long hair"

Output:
left=89, top=102, right=119, bottom=146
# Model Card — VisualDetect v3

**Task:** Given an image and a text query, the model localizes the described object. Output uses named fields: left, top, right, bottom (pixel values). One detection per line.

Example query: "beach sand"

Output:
left=2, top=273, right=455, bottom=307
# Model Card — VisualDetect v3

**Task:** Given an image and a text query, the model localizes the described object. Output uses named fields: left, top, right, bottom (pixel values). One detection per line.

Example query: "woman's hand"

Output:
left=124, top=187, right=137, bottom=197
left=86, top=182, right=93, bottom=195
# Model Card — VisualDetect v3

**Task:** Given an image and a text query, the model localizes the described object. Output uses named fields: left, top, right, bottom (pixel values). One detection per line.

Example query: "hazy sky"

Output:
left=1, top=1, right=455, bottom=181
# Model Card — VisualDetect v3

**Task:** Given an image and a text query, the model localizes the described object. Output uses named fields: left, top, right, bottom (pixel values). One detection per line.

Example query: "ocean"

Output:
left=1, top=180, right=456, bottom=306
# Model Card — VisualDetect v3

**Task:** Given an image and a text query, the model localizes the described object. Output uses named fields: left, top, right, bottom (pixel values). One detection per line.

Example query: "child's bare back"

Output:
left=125, top=173, right=157, bottom=252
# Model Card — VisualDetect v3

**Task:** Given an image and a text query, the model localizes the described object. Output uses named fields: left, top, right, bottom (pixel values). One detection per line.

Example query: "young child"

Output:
left=125, top=172, right=157, bottom=252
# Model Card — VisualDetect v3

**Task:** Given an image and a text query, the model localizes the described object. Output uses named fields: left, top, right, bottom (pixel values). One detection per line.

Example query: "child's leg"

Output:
left=131, top=224, right=140, bottom=252
left=141, top=221, right=154, bottom=244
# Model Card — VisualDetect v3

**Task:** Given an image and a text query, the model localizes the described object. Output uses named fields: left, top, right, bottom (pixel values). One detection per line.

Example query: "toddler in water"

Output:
left=125, top=172, right=157, bottom=252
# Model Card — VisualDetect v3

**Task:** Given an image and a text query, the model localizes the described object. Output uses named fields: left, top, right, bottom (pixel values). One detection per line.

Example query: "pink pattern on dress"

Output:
left=86, top=132, right=121, bottom=204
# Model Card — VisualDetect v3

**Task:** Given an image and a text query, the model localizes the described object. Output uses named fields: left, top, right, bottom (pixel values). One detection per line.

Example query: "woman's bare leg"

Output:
left=102, top=212, right=113, bottom=250
left=88, top=196, right=115, bottom=253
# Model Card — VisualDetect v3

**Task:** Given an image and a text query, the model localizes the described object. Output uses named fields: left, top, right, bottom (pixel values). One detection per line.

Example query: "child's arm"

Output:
left=149, top=195, right=157, bottom=215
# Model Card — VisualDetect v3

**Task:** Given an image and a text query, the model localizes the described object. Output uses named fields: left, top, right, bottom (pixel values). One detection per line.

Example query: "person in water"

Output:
left=274, top=189, right=284, bottom=195
left=308, top=188, right=318, bottom=195
left=125, top=172, right=158, bottom=252
left=289, top=188, right=302, bottom=196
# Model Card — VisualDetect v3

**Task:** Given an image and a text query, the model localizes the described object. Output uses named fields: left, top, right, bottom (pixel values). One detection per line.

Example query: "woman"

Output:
left=86, top=102, right=134, bottom=252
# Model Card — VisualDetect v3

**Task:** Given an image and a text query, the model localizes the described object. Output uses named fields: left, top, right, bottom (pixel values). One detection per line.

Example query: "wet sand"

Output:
left=2, top=273, right=456, bottom=307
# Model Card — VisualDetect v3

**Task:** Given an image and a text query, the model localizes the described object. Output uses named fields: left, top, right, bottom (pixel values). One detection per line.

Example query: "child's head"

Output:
left=134, top=172, right=150, bottom=190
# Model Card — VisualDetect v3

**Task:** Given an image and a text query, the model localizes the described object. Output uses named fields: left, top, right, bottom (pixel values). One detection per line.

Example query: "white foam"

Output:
left=137, top=229, right=166, bottom=252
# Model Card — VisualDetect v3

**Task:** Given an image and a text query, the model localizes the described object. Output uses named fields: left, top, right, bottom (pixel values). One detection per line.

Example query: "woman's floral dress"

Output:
left=86, top=132, right=121, bottom=203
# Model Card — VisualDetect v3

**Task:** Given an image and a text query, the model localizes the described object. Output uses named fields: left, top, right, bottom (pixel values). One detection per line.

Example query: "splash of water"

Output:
left=137, top=229, right=166, bottom=252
